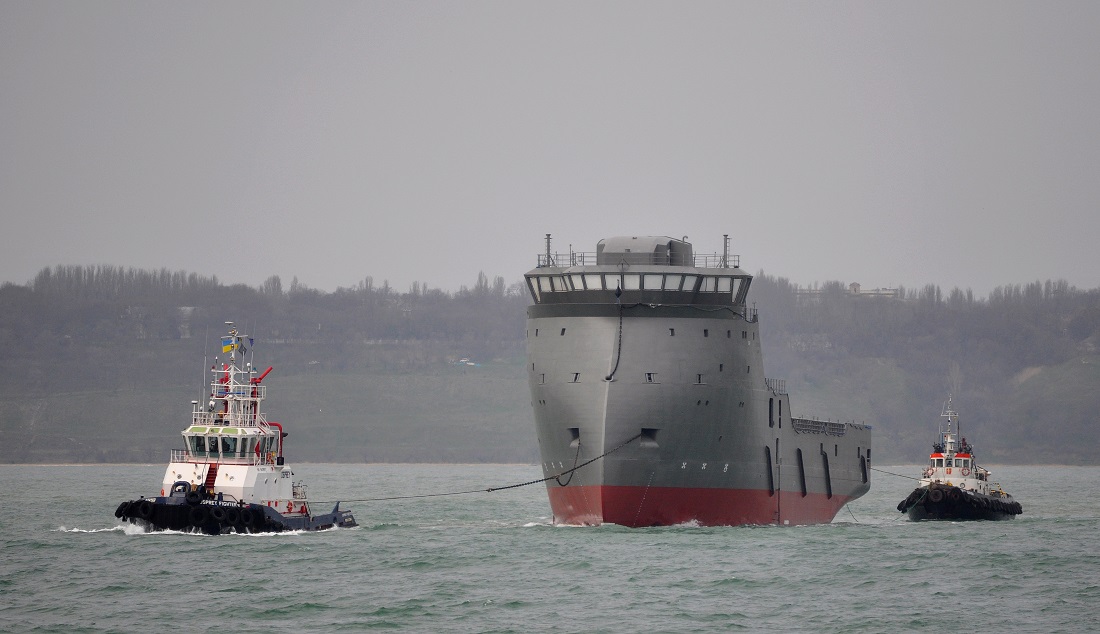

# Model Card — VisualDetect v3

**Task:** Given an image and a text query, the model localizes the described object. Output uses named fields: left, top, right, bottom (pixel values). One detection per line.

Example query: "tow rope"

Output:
left=315, top=432, right=643, bottom=506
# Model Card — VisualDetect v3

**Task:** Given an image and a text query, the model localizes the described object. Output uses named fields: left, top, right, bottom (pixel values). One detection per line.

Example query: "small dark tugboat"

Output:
left=115, top=322, right=357, bottom=534
left=897, top=398, right=1022, bottom=521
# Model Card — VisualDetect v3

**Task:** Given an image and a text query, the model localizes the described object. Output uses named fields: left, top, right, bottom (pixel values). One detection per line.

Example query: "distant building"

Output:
left=795, top=283, right=902, bottom=302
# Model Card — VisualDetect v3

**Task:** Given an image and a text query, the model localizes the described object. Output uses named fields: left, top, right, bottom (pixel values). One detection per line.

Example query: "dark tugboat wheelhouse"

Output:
left=525, top=235, right=871, bottom=526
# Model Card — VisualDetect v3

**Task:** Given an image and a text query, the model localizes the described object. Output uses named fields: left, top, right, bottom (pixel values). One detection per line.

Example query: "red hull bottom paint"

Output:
left=547, top=485, right=854, bottom=527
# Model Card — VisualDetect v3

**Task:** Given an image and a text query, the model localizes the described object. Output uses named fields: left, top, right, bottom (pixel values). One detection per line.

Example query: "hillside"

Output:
left=2, top=266, right=1099, bottom=464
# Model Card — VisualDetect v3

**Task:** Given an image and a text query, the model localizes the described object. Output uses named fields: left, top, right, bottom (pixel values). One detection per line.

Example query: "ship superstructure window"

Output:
left=643, top=274, right=663, bottom=289
left=569, top=274, right=586, bottom=289
left=645, top=372, right=658, bottom=383
left=697, top=276, right=742, bottom=297
left=663, top=275, right=683, bottom=290
left=584, top=274, right=604, bottom=289
left=570, top=373, right=580, bottom=383
left=560, top=328, right=566, bottom=336
left=682, top=275, right=699, bottom=291
left=623, top=274, right=641, bottom=290
left=695, top=374, right=705, bottom=384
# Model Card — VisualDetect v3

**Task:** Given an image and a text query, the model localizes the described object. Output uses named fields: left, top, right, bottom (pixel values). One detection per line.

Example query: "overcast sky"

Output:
left=3, top=2, right=1098, bottom=297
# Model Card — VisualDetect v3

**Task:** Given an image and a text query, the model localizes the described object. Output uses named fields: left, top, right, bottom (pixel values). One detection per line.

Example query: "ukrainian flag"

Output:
left=221, top=336, right=237, bottom=353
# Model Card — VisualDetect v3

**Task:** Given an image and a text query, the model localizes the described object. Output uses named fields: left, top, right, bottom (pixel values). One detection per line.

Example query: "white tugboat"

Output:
left=114, top=322, right=357, bottom=534
left=896, top=398, right=1022, bottom=521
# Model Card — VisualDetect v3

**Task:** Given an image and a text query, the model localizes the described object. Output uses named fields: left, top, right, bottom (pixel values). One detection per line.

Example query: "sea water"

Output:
left=2, top=464, right=1098, bottom=632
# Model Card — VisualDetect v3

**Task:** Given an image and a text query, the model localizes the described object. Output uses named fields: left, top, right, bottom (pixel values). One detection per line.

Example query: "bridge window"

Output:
left=623, top=274, right=641, bottom=290
left=643, top=274, right=663, bottom=289
left=682, top=275, right=699, bottom=291
left=583, top=274, right=604, bottom=290
left=663, top=274, right=683, bottom=290
left=702, top=276, right=717, bottom=292
left=569, top=274, right=585, bottom=289
left=717, top=277, right=732, bottom=293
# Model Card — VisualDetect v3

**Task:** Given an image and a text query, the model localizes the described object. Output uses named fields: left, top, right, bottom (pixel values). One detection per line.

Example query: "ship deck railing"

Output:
left=537, top=252, right=740, bottom=269
left=170, top=449, right=278, bottom=465
left=189, top=411, right=271, bottom=428
left=792, top=418, right=849, bottom=436
left=211, top=384, right=267, bottom=400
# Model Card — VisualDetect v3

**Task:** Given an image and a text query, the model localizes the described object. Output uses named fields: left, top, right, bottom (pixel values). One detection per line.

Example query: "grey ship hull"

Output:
left=525, top=236, right=870, bottom=526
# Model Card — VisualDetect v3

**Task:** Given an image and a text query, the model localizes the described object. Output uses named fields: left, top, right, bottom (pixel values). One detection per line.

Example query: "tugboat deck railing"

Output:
left=170, top=449, right=277, bottom=465
left=189, top=411, right=271, bottom=428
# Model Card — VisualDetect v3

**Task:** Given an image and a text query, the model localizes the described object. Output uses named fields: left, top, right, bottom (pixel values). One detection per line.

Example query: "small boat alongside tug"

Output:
left=896, top=398, right=1021, bottom=521
left=114, top=322, right=356, bottom=534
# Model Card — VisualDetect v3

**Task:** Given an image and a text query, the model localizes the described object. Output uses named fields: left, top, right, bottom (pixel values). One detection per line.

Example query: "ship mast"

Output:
left=940, top=397, right=959, bottom=454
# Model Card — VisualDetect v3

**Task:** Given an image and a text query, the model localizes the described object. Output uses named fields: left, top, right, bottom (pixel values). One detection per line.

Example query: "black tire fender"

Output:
left=188, top=505, right=208, bottom=526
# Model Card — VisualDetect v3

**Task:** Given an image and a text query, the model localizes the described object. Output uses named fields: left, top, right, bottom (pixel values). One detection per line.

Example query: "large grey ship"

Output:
left=525, top=235, right=871, bottom=526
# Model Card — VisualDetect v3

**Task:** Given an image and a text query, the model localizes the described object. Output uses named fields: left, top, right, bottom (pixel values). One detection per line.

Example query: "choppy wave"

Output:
left=8, top=464, right=1100, bottom=632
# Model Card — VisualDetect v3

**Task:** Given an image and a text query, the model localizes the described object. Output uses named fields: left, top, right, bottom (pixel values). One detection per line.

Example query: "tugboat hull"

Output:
left=897, top=485, right=1022, bottom=521
left=114, top=496, right=356, bottom=534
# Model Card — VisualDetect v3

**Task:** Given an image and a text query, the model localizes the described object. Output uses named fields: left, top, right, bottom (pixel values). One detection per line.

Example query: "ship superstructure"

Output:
left=525, top=235, right=871, bottom=526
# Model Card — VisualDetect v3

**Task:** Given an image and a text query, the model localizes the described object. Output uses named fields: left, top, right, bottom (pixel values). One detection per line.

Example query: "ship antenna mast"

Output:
left=201, top=326, right=209, bottom=403
left=723, top=234, right=730, bottom=268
